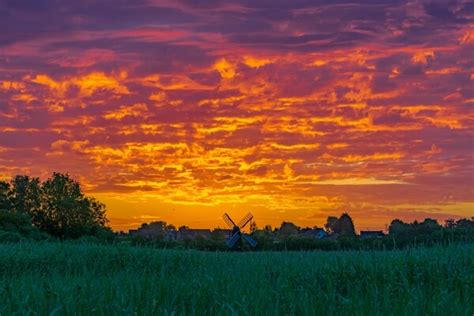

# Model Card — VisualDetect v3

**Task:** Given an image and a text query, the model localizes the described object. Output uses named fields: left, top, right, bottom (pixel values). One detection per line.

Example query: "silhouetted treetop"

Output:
left=278, top=221, right=300, bottom=236
left=325, top=216, right=338, bottom=233
left=332, top=213, right=356, bottom=236
left=1, top=173, right=110, bottom=239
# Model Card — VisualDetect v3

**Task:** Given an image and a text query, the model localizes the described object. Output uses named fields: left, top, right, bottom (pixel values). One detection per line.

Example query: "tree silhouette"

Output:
left=0, top=181, right=11, bottom=211
left=9, top=175, right=41, bottom=215
left=455, top=218, right=474, bottom=229
left=278, top=221, right=300, bottom=236
left=418, top=218, right=441, bottom=234
left=35, top=173, right=108, bottom=238
left=388, top=219, right=410, bottom=235
left=333, top=213, right=356, bottom=236
left=445, top=218, right=456, bottom=228
left=325, top=216, right=338, bottom=233
left=249, top=221, right=258, bottom=233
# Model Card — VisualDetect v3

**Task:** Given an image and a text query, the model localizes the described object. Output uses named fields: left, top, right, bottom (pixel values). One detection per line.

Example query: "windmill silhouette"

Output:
left=222, top=212, right=257, bottom=250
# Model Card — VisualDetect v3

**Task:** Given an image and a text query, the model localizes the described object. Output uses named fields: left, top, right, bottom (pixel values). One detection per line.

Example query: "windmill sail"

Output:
left=226, top=232, right=240, bottom=248
left=223, top=213, right=237, bottom=228
left=238, top=212, right=253, bottom=229
left=242, top=234, right=257, bottom=247
left=222, top=212, right=257, bottom=250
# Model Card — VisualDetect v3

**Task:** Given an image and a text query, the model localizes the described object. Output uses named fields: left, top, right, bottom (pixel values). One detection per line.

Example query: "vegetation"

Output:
left=1, top=173, right=473, bottom=314
left=0, top=242, right=472, bottom=315
left=128, top=216, right=474, bottom=251
left=1, top=173, right=473, bottom=251
left=325, top=213, right=356, bottom=236
left=0, top=173, right=111, bottom=240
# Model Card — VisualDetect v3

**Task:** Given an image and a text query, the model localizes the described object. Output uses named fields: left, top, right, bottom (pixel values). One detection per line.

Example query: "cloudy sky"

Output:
left=0, top=0, right=473, bottom=231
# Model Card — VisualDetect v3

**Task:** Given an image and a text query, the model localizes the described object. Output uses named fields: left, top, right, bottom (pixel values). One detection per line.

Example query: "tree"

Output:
left=455, top=218, right=474, bottom=229
left=263, top=224, right=272, bottom=232
left=278, top=221, right=300, bottom=236
left=36, top=173, right=108, bottom=238
left=9, top=175, right=41, bottom=216
left=325, top=216, right=338, bottom=233
left=333, top=213, right=356, bottom=236
left=0, top=209, right=34, bottom=235
left=0, top=180, right=46, bottom=240
left=0, top=181, right=45, bottom=239
left=249, top=221, right=257, bottom=233
left=0, top=181, right=11, bottom=211
left=251, top=225, right=275, bottom=250
left=445, top=218, right=456, bottom=228
left=388, top=219, right=410, bottom=235
left=418, top=218, right=441, bottom=233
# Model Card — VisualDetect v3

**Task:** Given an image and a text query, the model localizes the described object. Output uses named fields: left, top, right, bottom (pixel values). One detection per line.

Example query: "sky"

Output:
left=0, top=0, right=473, bottom=231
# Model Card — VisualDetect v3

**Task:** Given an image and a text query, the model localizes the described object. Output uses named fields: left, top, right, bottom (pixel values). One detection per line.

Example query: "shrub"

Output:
left=0, top=231, right=24, bottom=243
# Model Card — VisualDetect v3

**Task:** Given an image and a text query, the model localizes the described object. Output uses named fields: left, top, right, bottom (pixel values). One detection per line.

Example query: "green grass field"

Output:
left=0, top=242, right=472, bottom=315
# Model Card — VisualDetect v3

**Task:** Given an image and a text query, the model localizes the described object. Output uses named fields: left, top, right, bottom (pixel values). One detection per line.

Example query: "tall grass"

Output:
left=0, top=242, right=472, bottom=315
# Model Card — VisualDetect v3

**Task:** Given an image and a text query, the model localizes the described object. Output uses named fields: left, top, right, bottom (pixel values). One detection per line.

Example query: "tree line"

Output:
left=0, top=173, right=472, bottom=250
left=0, top=173, right=112, bottom=241
left=129, top=214, right=474, bottom=251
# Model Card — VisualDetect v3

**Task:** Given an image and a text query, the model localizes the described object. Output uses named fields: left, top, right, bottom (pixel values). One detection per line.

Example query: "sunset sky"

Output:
left=0, top=0, right=473, bottom=231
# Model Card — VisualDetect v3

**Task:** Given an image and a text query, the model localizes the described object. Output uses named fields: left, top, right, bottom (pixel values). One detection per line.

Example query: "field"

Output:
left=0, top=242, right=473, bottom=315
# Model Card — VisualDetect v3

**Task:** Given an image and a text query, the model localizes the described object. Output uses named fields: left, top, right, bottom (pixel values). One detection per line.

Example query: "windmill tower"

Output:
left=222, top=212, right=257, bottom=250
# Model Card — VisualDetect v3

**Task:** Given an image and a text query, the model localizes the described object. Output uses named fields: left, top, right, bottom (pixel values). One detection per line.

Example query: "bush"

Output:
left=0, top=231, right=24, bottom=243
left=0, top=210, right=31, bottom=232
left=0, top=210, right=46, bottom=240
left=72, top=235, right=102, bottom=244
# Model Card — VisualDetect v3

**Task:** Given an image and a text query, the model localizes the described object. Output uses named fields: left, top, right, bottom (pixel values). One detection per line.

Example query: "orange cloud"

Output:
left=214, top=58, right=236, bottom=79
left=411, top=51, right=435, bottom=64
left=104, top=104, right=149, bottom=120
left=31, top=72, right=129, bottom=97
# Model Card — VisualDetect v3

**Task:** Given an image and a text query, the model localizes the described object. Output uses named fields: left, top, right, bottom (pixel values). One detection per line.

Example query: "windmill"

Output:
left=222, top=212, right=257, bottom=250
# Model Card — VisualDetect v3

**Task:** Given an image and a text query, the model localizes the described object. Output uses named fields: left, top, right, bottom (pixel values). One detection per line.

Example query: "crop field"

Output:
left=0, top=242, right=472, bottom=315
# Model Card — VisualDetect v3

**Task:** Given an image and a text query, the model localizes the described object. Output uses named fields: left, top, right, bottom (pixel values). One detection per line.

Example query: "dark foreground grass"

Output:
left=0, top=242, right=472, bottom=315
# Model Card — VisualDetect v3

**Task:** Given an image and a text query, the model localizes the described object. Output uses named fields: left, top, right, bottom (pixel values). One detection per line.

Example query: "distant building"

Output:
left=300, top=228, right=328, bottom=239
left=129, top=224, right=226, bottom=241
left=129, top=222, right=176, bottom=240
left=211, top=229, right=232, bottom=239
left=177, top=228, right=211, bottom=240
left=360, top=230, right=385, bottom=238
